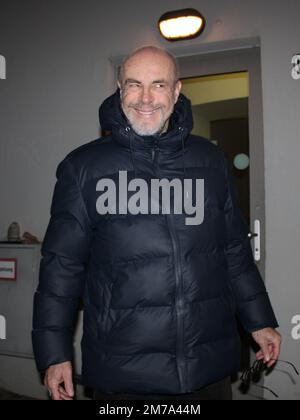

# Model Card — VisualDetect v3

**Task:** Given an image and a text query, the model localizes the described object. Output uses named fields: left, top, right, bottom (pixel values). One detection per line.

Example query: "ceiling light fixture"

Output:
left=158, top=8, right=206, bottom=41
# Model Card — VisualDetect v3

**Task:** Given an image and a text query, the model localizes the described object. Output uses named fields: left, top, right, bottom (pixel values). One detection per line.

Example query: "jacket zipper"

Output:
left=151, top=139, right=159, bottom=175
left=166, top=213, right=187, bottom=393
left=152, top=138, right=187, bottom=392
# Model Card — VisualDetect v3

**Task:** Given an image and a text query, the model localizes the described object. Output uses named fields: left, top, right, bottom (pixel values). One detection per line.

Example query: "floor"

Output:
left=0, top=387, right=38, bottom=400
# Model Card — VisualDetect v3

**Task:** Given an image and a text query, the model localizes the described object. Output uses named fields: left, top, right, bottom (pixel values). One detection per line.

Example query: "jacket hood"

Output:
left=99, top=89, right=193, bottom=135
left=99, top=89, right=194, bottom=179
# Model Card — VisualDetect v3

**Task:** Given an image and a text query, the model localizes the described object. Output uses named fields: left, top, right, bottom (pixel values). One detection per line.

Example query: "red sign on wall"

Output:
left=0, top=259, right=17, bottom=281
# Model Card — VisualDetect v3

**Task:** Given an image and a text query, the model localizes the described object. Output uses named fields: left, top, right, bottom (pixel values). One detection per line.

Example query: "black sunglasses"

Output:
left=240, top=359, right=299, bottom=399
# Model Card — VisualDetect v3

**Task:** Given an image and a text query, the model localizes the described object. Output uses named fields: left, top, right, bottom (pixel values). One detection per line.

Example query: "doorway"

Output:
left=178, top=47, right=265, bottom=400
left=181, top=72, right=250, bottom=225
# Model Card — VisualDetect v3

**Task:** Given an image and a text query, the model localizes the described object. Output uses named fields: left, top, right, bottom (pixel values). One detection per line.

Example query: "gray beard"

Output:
left=130, top=120, right=166, bottom=136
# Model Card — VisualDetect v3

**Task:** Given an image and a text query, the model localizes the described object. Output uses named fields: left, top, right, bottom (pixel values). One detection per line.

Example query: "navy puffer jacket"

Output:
left=32, top=90, right=278, bottom=394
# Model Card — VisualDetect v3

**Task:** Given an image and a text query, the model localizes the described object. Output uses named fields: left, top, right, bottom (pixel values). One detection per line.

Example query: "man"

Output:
left=32, top=46, right=281, bottom=401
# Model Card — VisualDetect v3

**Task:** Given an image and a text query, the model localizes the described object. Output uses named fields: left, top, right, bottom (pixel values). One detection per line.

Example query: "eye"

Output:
left=154, top=83, right=165, bottom=89
left=128, top=82, right=141, bottom=88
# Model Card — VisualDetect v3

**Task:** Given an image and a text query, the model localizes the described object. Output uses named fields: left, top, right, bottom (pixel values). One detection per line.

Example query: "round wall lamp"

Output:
left=233, top=153, right=250, bottom=170
left=158, top=8, right=206, bottom=41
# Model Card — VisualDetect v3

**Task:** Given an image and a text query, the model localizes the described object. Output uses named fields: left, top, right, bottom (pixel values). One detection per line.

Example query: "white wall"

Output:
left=0, top=0, right=299, bottom=399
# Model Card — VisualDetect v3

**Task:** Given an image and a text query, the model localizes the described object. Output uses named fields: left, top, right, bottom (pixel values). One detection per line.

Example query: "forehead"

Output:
left=123, top=52, right=174, bottom=82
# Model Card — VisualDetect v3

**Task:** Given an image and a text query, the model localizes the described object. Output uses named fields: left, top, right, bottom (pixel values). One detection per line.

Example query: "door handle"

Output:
left=248, top=219, right=261, bottom=262
left=248, top=232, right=258, bottom=239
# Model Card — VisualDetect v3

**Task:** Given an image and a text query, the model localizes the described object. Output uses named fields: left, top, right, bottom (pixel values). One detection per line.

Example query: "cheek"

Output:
left=162, top=97, right=175, bottom=113
left=121, top=90, right=137, bottom=105
left=121, top=94, right=132, bottom=108
left=161, top=92, right=176, bottom=106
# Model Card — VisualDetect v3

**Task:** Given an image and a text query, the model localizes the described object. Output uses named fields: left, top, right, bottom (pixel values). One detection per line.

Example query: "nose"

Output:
left=140, top=86, right=153, bottom=105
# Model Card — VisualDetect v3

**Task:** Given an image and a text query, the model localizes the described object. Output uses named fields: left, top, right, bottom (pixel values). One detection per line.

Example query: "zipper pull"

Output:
left=151, top=140, right=159, bottom=162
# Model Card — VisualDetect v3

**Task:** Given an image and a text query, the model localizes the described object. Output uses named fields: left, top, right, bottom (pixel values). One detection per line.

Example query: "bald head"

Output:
left=117, top=46, right=182, bottom=136
left=118, top=46, right=180, bottom=87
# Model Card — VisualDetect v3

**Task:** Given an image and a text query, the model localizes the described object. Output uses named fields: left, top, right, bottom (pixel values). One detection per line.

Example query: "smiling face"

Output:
left=118, top=48, right=182, bottom=136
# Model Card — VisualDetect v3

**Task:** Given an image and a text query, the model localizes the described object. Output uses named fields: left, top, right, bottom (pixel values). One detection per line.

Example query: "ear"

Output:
left=174, top=80, right=182, bottom=103
left=117, top=81, right=123, bottom=100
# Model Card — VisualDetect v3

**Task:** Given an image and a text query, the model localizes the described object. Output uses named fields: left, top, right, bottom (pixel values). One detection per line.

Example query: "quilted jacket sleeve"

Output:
left=32, top=157, right=92, bottom=372
left=222, top=153, right=279, bottom=333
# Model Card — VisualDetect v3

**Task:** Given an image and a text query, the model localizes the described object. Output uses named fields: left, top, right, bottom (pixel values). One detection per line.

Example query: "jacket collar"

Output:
left=99, top=89, right=193, bottom=152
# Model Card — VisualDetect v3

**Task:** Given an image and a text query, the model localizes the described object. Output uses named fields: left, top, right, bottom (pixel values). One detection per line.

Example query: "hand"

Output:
left=252, top=327, right=282, bottom=368
left=44, top=361, right=74, bottom=400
